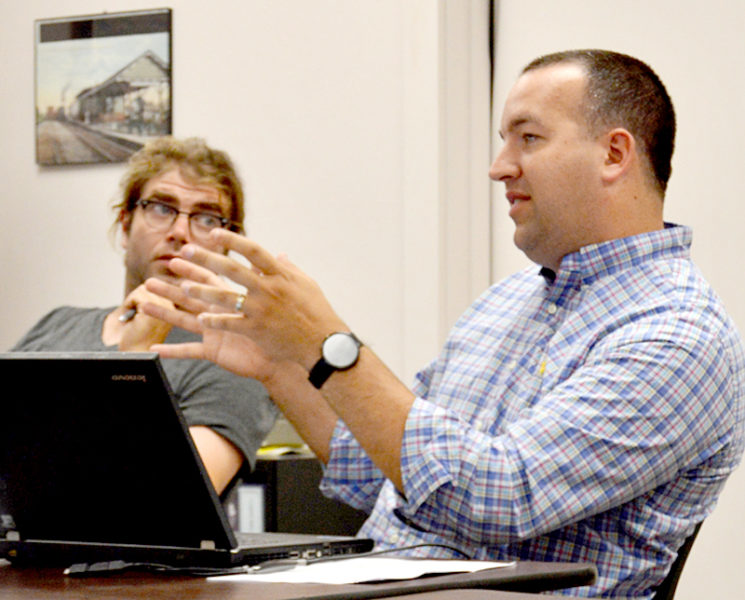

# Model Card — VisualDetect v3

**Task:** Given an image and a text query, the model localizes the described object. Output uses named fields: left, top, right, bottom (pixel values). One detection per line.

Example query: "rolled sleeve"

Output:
left=319, top=420, right=385, bottom=513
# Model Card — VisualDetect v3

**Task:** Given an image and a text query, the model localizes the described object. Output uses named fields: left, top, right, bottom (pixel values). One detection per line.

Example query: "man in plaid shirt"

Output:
left=145, top=50, right=745, bottom=598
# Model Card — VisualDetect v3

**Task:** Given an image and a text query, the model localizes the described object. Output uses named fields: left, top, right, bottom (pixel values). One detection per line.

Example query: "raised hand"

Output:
left=114, top=284, right=174, bottom=351
left=141, top=259, right=281, bottom=383
left=175, top=229, right=350, bottom=371
left=142, top=257, right=341, bottom=463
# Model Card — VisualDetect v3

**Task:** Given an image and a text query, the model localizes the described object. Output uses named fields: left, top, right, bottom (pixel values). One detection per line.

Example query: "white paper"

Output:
left=208, top=556, right=514, bottom=585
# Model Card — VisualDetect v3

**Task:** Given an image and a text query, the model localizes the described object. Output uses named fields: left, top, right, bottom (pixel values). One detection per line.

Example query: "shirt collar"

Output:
left=540, top=223, right=693, bottom=297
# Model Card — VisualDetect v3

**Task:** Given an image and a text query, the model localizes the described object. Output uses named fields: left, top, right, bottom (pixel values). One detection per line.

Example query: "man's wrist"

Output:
left=308, top=332, right=362, bottom=389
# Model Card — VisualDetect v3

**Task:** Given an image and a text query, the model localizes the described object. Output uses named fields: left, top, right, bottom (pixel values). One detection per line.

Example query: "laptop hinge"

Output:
left=200, top=540, right=216, bottom=550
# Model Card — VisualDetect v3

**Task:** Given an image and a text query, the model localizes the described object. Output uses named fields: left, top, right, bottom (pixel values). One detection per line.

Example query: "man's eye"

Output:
left=193, top=213, right=223, bottom=228
left=522, top=133, right=539, bottom=143
left=151, top=202, right=176, bottom=217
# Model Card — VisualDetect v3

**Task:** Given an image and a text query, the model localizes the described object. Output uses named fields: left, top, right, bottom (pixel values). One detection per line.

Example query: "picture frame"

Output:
left=35, top=8, right=172, bottom=166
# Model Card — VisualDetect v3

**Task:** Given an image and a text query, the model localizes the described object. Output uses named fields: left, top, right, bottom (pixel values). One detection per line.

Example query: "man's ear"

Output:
left=601, top=128, right=635, bottom=184
left=119, top=210, right=132, bottom=250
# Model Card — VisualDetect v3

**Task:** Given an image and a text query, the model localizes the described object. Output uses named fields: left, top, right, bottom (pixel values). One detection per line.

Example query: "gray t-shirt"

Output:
left=11, top=306, right=277, bottom=471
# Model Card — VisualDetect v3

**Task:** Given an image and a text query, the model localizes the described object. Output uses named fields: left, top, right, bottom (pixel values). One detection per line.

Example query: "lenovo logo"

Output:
left=111, top=374, right=147, bottom=383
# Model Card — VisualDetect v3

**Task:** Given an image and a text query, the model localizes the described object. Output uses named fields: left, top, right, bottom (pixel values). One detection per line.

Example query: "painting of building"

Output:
left=35, top=9, right=171, bottom=165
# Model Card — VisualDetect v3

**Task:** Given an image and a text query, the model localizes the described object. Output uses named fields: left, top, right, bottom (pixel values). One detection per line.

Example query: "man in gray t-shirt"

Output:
left=11, top=137, right=277, bottom=495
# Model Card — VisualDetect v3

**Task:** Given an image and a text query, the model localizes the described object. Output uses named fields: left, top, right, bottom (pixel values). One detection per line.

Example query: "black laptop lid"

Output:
left=0, top=352, right=236, bottom=551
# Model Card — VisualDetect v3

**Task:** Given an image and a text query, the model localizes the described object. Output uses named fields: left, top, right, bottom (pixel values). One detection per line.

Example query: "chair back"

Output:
left=653, top=522, right=702, bottom=600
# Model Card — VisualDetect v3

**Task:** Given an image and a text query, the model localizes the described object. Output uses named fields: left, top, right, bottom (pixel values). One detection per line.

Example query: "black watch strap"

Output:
left=308, top=358, right=337, bottom=389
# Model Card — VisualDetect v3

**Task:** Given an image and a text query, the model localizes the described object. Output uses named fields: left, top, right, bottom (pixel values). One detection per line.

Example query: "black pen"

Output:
left=118, top=307, right=137, bottom=323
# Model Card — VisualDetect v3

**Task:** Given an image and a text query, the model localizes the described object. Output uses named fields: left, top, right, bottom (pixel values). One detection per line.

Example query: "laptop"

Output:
left=0, top=351, right=372, bottom=571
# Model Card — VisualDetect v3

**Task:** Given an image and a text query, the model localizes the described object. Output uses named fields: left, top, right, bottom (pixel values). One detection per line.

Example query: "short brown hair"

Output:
left=524, top=49, right=675, bottom=194
left=113, top=136, right=245, bottom=234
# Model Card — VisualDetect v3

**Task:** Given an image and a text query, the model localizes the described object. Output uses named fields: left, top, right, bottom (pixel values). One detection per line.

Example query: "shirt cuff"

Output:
left=319, top=419, right=386, bottom=512
left=398, top=397, right=463, bottom=512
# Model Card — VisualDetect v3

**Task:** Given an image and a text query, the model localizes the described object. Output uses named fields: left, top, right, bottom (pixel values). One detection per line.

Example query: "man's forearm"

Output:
left=266, top=347, right=414, bottom=490
left=262, top=361, right=339, bottom=463
left=312, top=346, right=415, bottom=491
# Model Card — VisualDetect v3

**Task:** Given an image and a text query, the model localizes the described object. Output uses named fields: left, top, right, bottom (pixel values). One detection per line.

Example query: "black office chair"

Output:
left=653, top=522, right=702, bottom=600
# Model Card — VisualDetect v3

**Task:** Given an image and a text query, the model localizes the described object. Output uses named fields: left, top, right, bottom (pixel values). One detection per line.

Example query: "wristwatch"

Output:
left=308, top=332, right=362, bottom=389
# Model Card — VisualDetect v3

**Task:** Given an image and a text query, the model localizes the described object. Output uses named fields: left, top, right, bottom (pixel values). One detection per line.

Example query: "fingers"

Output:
left=140, top=300, right=202, bottom=336
left=180, top=281, right=248, bottom=315
left=150, top=341, right=206, bottom=361
left=117, top=285, right=175, bottom=351
left=211, top=229, right=284, bottom=276
left=167, top=257, right=230, bottom=290
left=197, top=312, right=254, bottom=335
left=145, top=275, right=252, bottom=334
left=142, top=277, right=215, bottom=336
left=234, top=293, right=246, bottom=313
left=123, top=282, right=175, bottom=313
left=177, top=246, right=252, bottom=297
left=144, top=277, right=207, bottom=316
left=181, top=232, right=284, bottom=292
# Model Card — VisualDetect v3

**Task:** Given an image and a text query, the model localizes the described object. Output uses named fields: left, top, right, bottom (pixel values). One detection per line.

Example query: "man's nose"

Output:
left=489, top=145, right=519, bottom=182
left=168, top=212, right=192, bottom=242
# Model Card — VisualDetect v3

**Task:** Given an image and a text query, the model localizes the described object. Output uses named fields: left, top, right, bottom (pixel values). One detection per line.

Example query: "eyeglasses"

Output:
left=135, top=198, right=235, bottom=240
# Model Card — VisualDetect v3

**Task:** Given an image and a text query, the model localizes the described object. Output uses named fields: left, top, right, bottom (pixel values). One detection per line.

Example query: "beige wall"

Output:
left=0, top=0, right=491, bottom=384
left=492, top=2, right=745, bottom=598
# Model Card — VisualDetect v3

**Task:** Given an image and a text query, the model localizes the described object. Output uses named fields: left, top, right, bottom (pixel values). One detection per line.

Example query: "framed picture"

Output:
left=35, top=8, right=172, bottom=166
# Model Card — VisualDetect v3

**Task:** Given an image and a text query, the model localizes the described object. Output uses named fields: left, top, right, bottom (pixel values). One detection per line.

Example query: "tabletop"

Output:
left=0, top=559, right=597, bottom=600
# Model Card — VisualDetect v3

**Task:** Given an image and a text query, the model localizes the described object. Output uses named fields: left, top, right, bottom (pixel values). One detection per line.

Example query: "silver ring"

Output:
left=234, top=293, right=246, bottom=313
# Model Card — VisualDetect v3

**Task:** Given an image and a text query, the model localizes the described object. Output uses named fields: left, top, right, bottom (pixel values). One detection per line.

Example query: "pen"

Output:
left=118, top=307, right=137, bottom=323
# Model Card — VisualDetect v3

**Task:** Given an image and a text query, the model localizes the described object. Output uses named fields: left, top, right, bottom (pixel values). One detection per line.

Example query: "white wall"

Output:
left=492, top=2, right=745, bottom=598
left=0, top=0, right=491, bottom=385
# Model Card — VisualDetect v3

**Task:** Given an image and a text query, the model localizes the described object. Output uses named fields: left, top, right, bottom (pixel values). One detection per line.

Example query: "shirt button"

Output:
left=547, top=303, right=558, bottom=315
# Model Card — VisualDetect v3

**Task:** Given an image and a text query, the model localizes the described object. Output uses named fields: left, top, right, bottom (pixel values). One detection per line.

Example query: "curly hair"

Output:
left=113, top=136, right=245, bottom=234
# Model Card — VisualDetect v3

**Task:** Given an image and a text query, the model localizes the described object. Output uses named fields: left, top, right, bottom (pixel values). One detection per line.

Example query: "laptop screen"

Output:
left=0, top=352, right=235, bottom=551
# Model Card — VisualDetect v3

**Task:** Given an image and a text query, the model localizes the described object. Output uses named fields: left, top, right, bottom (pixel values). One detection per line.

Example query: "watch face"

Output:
left=323, top=332, right=360, bottom=369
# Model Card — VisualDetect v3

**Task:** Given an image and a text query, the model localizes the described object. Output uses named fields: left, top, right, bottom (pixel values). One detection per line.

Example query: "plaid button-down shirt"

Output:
left=321, top=224, right=745, bottom=598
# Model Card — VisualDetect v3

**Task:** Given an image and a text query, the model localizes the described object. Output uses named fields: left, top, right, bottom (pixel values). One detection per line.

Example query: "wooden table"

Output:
left=0, top=559, right=597, bottom=599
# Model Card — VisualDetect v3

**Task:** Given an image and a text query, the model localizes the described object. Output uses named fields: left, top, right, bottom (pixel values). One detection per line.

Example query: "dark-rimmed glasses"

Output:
left=135, top=198, right=235, bottom=240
